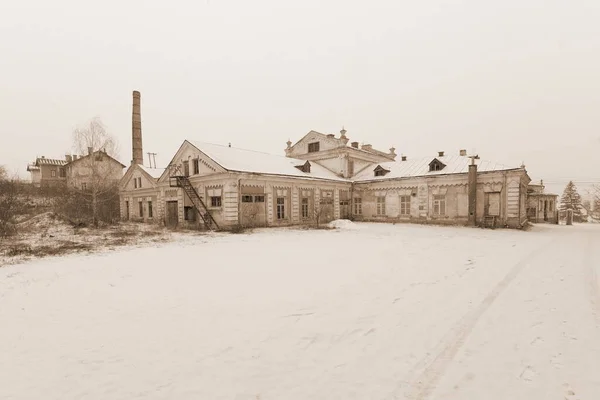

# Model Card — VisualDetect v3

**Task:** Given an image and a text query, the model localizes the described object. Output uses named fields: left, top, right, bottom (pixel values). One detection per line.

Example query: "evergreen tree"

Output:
left=560, top=181, right=583, bottom=222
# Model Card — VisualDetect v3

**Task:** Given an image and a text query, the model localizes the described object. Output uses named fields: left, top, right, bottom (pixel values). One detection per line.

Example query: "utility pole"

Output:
left=147, top=152, right=157, bottom=168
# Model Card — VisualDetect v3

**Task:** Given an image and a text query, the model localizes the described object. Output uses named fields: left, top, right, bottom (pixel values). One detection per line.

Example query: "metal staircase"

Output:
left=168, top=165, right=219, bottom=231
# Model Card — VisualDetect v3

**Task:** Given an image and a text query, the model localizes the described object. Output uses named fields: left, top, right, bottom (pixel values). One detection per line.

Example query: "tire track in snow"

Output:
left=401, top=237, right=557, bottom=400
left=585, top=234, right=600, bottom=326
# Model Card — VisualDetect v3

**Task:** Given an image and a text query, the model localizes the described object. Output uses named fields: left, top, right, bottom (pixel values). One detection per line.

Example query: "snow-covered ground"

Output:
left=1, top=222, right=599, bottom=400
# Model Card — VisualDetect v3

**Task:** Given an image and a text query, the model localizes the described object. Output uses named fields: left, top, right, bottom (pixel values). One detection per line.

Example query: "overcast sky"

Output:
left=1, top=0, right=599, bottom=195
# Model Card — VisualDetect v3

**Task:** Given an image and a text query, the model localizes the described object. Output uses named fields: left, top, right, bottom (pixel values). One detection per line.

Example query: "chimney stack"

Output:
left=132, top=90, right=144, bottom=165
left=73, top=155, right=78, bottom=161
left=459, top=149, right=467, bottom=156
left=362, top=144, right=372, bottom=151
left=438, top=151, right=445, bottom=157
left=351, top=141, right=359, bottom=149
left=88, top=147, right=93, bottom=155
left=65, top=154, right=72, bottom=162
left=401, top=155, right=407, bottom=161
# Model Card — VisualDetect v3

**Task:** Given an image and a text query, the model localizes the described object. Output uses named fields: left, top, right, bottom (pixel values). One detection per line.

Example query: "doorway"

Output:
left=166, top=201, right=178, bottom=227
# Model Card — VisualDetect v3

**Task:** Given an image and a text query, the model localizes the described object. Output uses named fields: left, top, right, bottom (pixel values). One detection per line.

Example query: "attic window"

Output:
left=429, top=158, right=446, bottom=172
left=374, top=165, right=390, bottom=177
left=295, top=161, right=311, bottom=173
left=308, top=142, right=320, bottom=153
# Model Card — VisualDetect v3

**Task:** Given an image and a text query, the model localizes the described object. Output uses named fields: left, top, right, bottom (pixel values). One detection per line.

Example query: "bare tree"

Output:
left=0, top=170, right=26, bottom=236
left=67, top=118, right=121, bottom=227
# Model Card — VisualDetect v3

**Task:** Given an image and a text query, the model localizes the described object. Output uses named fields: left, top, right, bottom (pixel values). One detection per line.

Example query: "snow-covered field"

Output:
left=1, top=222, right=600, bottom=400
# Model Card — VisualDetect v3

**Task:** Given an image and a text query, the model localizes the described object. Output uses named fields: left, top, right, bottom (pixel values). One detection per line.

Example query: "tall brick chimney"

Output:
left=467, top=155, right=479, bottom=226
left=132, top=90, right=143, bottom=165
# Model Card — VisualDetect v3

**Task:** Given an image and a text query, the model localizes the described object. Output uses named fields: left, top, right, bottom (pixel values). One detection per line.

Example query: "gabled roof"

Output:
left=67, top=151, right=126, bottom=168
left=187, top=140, right=348, bottom=182
left=139, top=165, right=165, bottom=179
left=353, top=154, right=522, bottom=182
left=35, top=157, right=68, bottom=166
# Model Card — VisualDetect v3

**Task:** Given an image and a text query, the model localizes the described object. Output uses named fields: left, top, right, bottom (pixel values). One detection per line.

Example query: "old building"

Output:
left=27, top=150, right=124, bottom=189
left=120, top=91, right=532, bottom=230
left=26, top=156, right=69, bottom=187
left=526, top=180, right=559, bottom=224
left=65, top=148, right=126, bottom=191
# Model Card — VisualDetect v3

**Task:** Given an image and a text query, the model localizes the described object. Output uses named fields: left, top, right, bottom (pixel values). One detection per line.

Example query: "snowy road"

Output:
left=1, top=223, right=599, bottom=400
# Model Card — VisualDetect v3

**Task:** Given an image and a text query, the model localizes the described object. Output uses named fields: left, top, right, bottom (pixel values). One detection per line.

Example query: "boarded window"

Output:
left=184, top=206, right=196, bottom=221
left=59, top=168, right=66, bottom=178
left=348, top=160, right=354, bottom=176
left=486, top=192, right=501, bottom=216
left=377, top=196, right=386, bottom=215
left=400, top=195, right=411, bottom=215
left=433, top=195, right=446, bottom=216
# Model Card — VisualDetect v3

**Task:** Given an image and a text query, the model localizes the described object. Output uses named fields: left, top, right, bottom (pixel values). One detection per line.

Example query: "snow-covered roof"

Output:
left=139, top=165, right=165, bottom=179
left=35, top=157, right=68, bottom=166
left=188, top=141, right=348, bottom=182
left=353, top=154, right=522, bottom=182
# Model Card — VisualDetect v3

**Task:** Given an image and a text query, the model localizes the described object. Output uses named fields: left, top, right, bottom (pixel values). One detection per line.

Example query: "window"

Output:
left=51, top=170, right=56, bottom=177
left=207, top=188, right=222, bottom=208
left=308, top=142, right=320, bottom=153
left=211, top=196, right=222, bottom=207
left=184, top=206, right=196, bottom=221
left=148, top=201, right=153, bottom=218
left=433, top=195, right=446, bottom=216
left=276, top=197, right=285, bottom=219
left=125, top=201, right=129, bottom=219
left=429, top=159, right=446, bottom=172
left=193, top=159, right=199, bottom=175
left=183, top=161, right=190, bottom=177
left=354, top=198, right=362, bottom=215
left=242, top=195, right=254, bottom=203
left=374, top=166, right=390, bottom=177
left=549, top=200, right=554, bottom=212
left=59, top=168, right=66, bottom=178
left=254, top=195, right=265, bottom=203
left=400, top=195, right=411, bottom=215
left=81, top=182, right=87, bottom=190
left=301, top=197, right=310, bottom=219
left=134, top=178, right=137, bottom=188
left=138, top=201, right=144, bottom=217
left=348, top=160, right=354, bottom=176
left=133, top=177, right=142, bottom=189
left=376, top=196, right=386, bottom=215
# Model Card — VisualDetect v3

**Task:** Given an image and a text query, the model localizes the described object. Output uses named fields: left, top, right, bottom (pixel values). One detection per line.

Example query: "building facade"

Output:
left=119, top=91, right=532, bottom=230
left=26, top=157, right=68, bottom=187
left=526, top=180, right=559, bottom=224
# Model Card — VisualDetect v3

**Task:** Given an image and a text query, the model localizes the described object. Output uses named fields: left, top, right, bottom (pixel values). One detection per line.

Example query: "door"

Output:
left=125, top=201, right=129, bottom=220
left=485, top=192, right=501, bottom=216
left=166, top=201, right=178, bottom=227
left=339, top=200, right=350, bottom=219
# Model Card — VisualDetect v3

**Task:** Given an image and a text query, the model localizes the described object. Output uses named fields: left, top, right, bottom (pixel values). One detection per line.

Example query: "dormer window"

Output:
left=295, top=161, right=311, bottom=173
left=308, top=142, right=320, bottom=153
left=374, top=165, right=390, bottom=177
left=428, top=158, right=446, bottom=172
